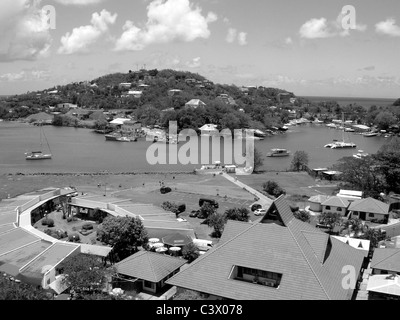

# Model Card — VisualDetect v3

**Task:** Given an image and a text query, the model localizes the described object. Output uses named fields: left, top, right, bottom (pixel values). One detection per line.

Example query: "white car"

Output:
left=254, top=209, right=267, bottom=216
left=177, top=218, right=188, bottom=222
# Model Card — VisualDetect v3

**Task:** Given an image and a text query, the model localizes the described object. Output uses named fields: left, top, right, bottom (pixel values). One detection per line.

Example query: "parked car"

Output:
left=177, top=218, right=188, bottom=223
left=199, top=198, right=219, bottom=208
left=190, top=210, right=200, bottom=218
left=251, top=204, right=262, bottom=212
left=254, top=209, right=267, bottom=216
left=160, top=186, right=172, bottom=194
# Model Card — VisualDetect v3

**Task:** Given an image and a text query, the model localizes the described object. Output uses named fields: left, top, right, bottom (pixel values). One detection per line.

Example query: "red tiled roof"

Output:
left=115, top=251, right=186, bottom=283
left=167, top=196, right=365, bottom=300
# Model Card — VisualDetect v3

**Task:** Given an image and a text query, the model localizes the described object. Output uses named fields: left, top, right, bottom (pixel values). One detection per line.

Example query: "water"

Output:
left=300, top=96, right=395, bottom=109
left=0, top=122, right=390, bottom=174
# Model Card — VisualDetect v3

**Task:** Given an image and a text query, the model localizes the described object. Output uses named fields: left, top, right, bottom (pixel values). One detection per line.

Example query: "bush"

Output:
left=262, top=181, right=286, bottom=198
left=68, top=233, right=81, bottom=243
left=82, top=223, right=94, bottom=231
left=67, top=217, right=73, bottom=223
left=42, top=218, right=54, bottom=227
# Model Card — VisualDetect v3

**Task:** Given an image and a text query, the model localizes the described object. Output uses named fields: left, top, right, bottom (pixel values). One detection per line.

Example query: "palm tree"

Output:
left=361, top=228, right=387, bottom=249
left=342, top=218, right=366, bottom=237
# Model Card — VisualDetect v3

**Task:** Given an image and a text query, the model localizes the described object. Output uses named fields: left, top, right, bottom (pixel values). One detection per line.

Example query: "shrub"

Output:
left=68, top=233, right=81, bottom=243
left=82, top=223, right=94, bottom=231
left=67, top=217, right=73, bottom=223
left=42, top=218, right=54, bottom=227
left=262, top=181, right=286, bottom=198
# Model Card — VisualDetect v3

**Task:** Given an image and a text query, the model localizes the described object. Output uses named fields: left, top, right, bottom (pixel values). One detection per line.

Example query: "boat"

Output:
left=363, top=132, right=378, bottom=137
left=326, top=123, right=337, bottom=128
left=116, top=137, right=130, bottom=142
left=267, top=149, right=291, bottom=157
left=353, top=150, right=369, bottom=159
left=345, top=128, right=355, bottom=132
left=105, top=132, right=121, bottom=141
left=324, top=113, right=357, bottom=149
left=25, top=123, right=52, bottom=160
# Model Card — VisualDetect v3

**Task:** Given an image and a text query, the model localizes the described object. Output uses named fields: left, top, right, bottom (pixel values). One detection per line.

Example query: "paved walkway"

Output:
left=356, top=262, right=372, bottom=300
left=221, top=173, right=274, bottom=209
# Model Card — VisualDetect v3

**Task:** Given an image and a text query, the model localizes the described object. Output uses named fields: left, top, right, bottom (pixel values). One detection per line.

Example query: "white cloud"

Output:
left=285, top=37, right=293, bottom=45
left=58, top=9, right=117, bottom=54
left=299, top=18, right=333, bottom=39
left=376, top=18, right=400, bottom=37
left=186, top=56, right=201, bottom=68
left=115, top=0, right=217, bottom=51
left=226, top=28, right=247, bottom=45
left=226, top=28, right=237, bottom=43
left=238, top=32, right=247, bottom=46
left=300, top=12, right=367, bottom=39
left=0, top=0, right=52, bottom=62
left=0, top=69, right=50, bottom=82
left=54, top=0, right=106, bottom=5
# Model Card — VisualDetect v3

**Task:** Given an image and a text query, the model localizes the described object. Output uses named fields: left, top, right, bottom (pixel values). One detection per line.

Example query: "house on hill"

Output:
left=348, top=198, right=389, bottom=224
left=185, top=99, right=206, bottom=110
left=166, top=196, right=365, bottom=300
left=199, top=124, right=219, bottom=136
left=66, top=108, right=91, bottom=120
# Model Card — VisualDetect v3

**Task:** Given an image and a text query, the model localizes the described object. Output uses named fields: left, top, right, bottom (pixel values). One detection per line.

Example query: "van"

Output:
left=193, top=239, right=213, bottom=252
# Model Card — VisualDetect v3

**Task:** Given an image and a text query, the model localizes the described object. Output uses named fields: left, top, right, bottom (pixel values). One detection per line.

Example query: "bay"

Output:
left=0, top=122, right=389, bottom=174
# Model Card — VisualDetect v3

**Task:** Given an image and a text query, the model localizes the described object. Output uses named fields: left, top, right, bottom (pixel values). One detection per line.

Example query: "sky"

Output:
left=1, top=0, right=400, bottom=98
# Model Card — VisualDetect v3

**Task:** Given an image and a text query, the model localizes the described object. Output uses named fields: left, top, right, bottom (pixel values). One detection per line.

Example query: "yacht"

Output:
left=116, top=137, right=130, bottom=142
left=363, top=132, right=378, bottom=137
left=324, top=113, right=356, bottom=149
left=267, top=149, right=291, bottom=157
left=26, top=151, right=52, bottom=160
left=353, top=150, right=369, bottom=159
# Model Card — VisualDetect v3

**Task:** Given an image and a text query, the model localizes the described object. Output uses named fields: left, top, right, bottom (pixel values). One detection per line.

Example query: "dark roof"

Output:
left=115, top=251, right=186, bottom=283
left=167, top=196, right=365, bottom=300
left=371, top=248, right=400, bottom=273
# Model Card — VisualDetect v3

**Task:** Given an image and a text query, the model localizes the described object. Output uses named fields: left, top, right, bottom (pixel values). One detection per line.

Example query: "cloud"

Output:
left=58, top=9, right=117, bottom=54
left=186, top=56, right=201, bottom=68
left=299, top=12, right=367, bottom=39
left=358, top=66, right=375, bottom=71
left=238, top=32, right=247, bottom=46
left=53, top=0, right=106, bottom=5
left=285, top=37, right=293, bottom=45
left=226, top=28, right=247, bottom=45
left=0, top=69, right=50, bottom=82
left=0, top=0, right=52, bottom=62
left=376, top=18, right=400, bottom=37
left=115, top=0, right=217, bottom=51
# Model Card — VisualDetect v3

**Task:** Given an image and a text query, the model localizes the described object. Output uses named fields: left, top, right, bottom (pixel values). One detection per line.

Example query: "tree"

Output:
left=290, top=151, right=309, bottom=172
left=0, top=274, right=51, bottom=300
left=182, top=242, right=200, bottom=263
left=253, top=147, right=264, bottom=173
left=293, top=210, right=311, bottom=223
left=97, top=216, right=148, bottom=262
left=342, top=218, right=366, bottom=237
left=207, top=212, right=227, bottom=238
left=374, top=111, right=396, bottom=130
left=361, top=228, right=387, bottom=249
left=59, top=254, right=110, bottom=297
left=262, top=180, right=285, bottom=197
left=318, top=212, right=343, bottom=232
left=393, top=98, right=400, bottom=107
left=198, top=203, right=216, bottom=219
left=161, top=201, right=180, bottom=216
left=224, top=207, right=250, bottom=222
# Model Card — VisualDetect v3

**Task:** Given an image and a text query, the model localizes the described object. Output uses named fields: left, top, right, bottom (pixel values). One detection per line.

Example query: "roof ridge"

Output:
left=286, top=220, right=331, bottom=300
left=167, top=220, right=259, bottom=280
left=147, top=251, right=158, bottom=281
left=373, top=249, right=400, bottom=267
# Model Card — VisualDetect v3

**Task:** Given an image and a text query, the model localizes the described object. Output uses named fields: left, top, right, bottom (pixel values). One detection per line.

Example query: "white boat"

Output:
left=353, top=150, right=369, bottom=159
left=363, top=132, right=378, bottom=137
left=345, top=128, right=355, bottom=132
left=267, top=149, right=291, bottom=157
left=116, top=137, right=130, bottom=142
left=324, top=113, right=356, bottom=149
left=326, top=123, right=337, bottom=128
left=25, top=123, right=52, bottom=160
left=313, top=119, right=324, bottom=124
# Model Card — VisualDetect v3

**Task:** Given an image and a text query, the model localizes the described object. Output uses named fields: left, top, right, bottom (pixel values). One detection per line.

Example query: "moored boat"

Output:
left=363, top=132, right=378, bottom=137
left=26, top=151, right=52, bottom=160
left=267, top=148, right=291, bottom=157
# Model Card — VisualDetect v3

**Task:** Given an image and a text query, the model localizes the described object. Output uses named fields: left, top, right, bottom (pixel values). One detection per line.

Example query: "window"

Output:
left=353, top=212, right=358, bottom=216
left=233, top=266, right=282, bottom=288
left=143, top=281, right=155, bottom=289
left=325, top=206, right=331, bottom=210
left=369, top=213, right=374, bottom=218
left=337, top=207, right=342, bottom=212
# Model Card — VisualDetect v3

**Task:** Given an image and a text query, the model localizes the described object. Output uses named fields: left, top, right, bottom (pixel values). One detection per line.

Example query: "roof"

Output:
left=308, top=195, right=330, bottom=204
left=199, top=124, right=218, bottom=131
left=185, top=99, right=206, bottom=106
left=348, top=198, right=389, bottom=215
left=26, top=112, right=54, bottom=121
left=332, top=236, right=370, bottom=257
left=367, top=275, right=400, bottom=296
left=115, top=251, right=186, bottom=283
left=110, top=118, right=131, bottom=125
left=167, top=196, right=365, bottom=300
left=338, top=190, right=363, bottom=197
left=322, top=196, right=350, bottom=208
left=371, top=248, right=400, bottom=273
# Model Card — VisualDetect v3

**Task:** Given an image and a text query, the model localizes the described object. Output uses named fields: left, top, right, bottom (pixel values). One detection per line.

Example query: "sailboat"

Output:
left=25, top=123, right=52, bottom=160
left=324, top=113, right=357, bottom=149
